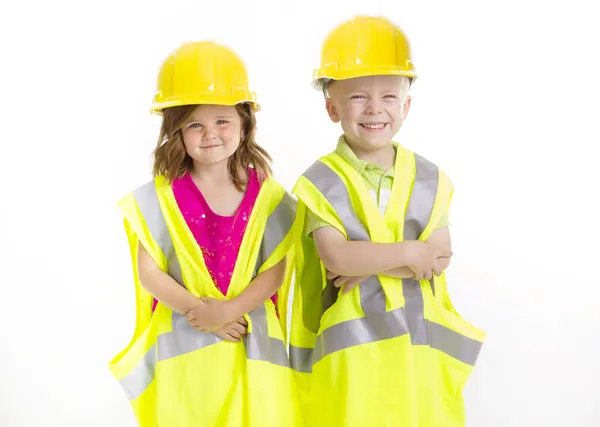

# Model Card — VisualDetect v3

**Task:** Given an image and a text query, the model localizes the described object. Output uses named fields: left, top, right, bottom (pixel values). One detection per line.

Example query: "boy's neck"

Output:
left=350, top=142, right=396, bottom=171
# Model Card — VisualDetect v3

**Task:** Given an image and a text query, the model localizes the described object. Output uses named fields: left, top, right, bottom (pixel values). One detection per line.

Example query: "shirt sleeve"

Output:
left=305, top=210, right=333, bottom=238
left=435, top=211, right=450, bottom=229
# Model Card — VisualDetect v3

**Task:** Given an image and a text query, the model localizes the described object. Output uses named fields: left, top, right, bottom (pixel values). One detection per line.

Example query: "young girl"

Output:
left=110, top=41, right=303, bottom=427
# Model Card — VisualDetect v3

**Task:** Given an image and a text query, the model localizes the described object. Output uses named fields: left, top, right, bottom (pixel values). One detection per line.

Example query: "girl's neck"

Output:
left=190, top=160, right=231, bottom=185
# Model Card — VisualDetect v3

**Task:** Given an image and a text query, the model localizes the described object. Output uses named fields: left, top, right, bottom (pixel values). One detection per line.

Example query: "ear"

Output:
left=402, top=95, right=412, bottom=120
left=325, top=98, right=341, bottom=123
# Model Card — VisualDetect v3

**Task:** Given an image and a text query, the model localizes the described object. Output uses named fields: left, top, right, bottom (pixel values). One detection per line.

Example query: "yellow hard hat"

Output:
left=151, top=41, right=258, bottom=114
left=313, top=16, right=417, bottom=89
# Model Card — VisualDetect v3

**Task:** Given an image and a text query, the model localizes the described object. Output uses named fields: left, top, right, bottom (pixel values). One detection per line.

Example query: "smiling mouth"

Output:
left=360, top=123, right=388, bottom=130
left=200, top=144, right=221, bottom=149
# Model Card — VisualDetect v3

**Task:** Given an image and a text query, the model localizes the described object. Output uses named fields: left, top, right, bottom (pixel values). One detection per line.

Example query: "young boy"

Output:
left=289, top=15, right=486, bottom=427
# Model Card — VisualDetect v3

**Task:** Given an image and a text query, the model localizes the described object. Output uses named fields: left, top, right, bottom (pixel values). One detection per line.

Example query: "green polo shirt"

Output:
left=306, top=136, right=449, bottom=236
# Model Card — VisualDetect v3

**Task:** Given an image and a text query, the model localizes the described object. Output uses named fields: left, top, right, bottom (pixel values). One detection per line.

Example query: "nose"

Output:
left=202, top=125, right=217, bottom=141
left=365, top=98, right=383, bottom=115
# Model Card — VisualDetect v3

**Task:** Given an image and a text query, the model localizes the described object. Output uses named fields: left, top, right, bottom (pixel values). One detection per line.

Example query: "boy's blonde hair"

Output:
left=322, top=76, right=412, bottom=99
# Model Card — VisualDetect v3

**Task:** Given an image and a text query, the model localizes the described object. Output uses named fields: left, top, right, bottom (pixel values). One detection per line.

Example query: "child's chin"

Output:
left=360, top=134, right=393, bottom=147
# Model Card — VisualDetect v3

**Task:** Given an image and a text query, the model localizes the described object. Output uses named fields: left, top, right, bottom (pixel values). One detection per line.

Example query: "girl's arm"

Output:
left=138, top=241, right=201, bottom=315
left=186, top=259, right=286, bottom=331
left=228, top=259, right=286, bottom=319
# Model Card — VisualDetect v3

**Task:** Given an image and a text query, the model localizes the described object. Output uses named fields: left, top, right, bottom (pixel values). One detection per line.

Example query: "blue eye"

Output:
left=189, top=123, right=201, bottom=129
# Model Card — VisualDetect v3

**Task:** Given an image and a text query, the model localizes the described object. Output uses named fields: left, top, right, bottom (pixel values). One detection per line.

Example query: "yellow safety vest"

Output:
left=290, top=145, right=486, bottom=427
left=110, top=175, right=304, bottom=427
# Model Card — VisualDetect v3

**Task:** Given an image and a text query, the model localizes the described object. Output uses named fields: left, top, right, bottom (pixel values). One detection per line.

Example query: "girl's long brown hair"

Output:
left=152, top=103, right=272, bottom=191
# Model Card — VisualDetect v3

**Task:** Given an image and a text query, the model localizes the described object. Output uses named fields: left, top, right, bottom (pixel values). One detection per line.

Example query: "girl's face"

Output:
left=181, top=104, right=243, bottom=167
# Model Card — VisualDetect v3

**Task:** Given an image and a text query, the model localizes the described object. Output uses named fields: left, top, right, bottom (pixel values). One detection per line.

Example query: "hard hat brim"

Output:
left=151, top=97, right=260, bottom=115
left=312, top=67, right=417, bottom=91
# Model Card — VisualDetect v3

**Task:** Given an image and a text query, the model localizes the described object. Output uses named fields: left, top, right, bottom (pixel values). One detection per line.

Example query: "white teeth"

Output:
left=361, top=123, right=386, bottom=129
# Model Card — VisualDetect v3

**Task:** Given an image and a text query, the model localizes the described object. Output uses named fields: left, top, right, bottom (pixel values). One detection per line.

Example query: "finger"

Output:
left=435, top=249, right=452, bottom=258
left=231, top=322, right=247, bottom=335
left=349, top=276, right=367, bottom=286
left=237, top=317, right=248, bottom=326
left=195, top=324, right=209, bottom=332
left=408, top=266, right=420, bottom=279
left=222, top=333, right=239, bottom=342
left=433, top=265, right=443, bottom=277
left=423, top=270, right=433, bottom=281
left=326, top=271, right=339, bottom=280
left=334, top=276, right=347, bottom=287
left=342, top=282, right=358, bottom=294
left=228, top=329, right=242, bottom=340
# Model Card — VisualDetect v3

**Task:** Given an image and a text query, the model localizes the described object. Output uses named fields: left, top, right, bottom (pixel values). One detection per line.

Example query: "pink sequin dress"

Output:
left=152, top=169, right=277, bottom=310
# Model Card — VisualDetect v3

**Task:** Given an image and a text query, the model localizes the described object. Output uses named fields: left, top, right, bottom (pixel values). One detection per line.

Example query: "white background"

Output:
left=1, top=0, right=599, bottom=426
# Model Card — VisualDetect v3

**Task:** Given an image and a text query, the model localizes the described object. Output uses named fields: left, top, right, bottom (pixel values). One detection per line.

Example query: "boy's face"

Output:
left=325, top=75, right=411, bottom=152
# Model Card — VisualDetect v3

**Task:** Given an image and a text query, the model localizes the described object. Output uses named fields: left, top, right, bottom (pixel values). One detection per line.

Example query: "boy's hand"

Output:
left=405, top=241, right=452, bottom=281
left=185, top=297, right=234, bottom=332
left=327, top=270, right=371, bottom=294
left=214, top=317, right=248, bottom=342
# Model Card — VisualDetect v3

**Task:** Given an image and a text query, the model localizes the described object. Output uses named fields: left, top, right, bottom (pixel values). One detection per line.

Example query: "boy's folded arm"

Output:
left=381, top=227, right=452, bottom=277
left=315, top=225, right=453, bottom=279
left=313, top=226, right=413, bottom=277
left=425, top=226, right=452, bottom=270
left=380, top=266, right=416, bottom=279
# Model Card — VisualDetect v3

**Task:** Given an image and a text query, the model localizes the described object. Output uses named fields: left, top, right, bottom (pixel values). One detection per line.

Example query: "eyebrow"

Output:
left=350, top=87, right=400, bottom=93
left=186, top=115, right=232, bottom=122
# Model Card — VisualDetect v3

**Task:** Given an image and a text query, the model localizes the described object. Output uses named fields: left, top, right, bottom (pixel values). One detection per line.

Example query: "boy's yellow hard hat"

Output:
left=313, top=16, right=417, bottom=89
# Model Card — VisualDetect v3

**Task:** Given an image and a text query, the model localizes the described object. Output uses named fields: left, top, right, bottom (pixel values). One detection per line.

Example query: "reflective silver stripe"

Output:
left=303, top=162, right=386, bottom=317
left=261, top=192, right=296, bottom=261
left=132, top=181, right=183, bottom=285
left=291, top=299, right=411, bottom=373
left=120, top=182, right=293, bottom=400
left=312, top=305, right=409, bottom=365
left=157, top=313, right=222, bottom=361
left=402, top=153, right=439, bottom=345
left=119, top=344, right=156, bottom=400
left=244, top=304, right=290, bottom=367
left=290, top=154, right=482, bottom=373
left=255, top=192, right=296, bottom=277
left=303, top=161, right=370, bottom=242
left=244, top=192, right=296, bottom=368
left=289, top=345, right=314, bottom=374
left=430, top=322, right=482, bottom=366
left=403, top=154, right=438, bottom=241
